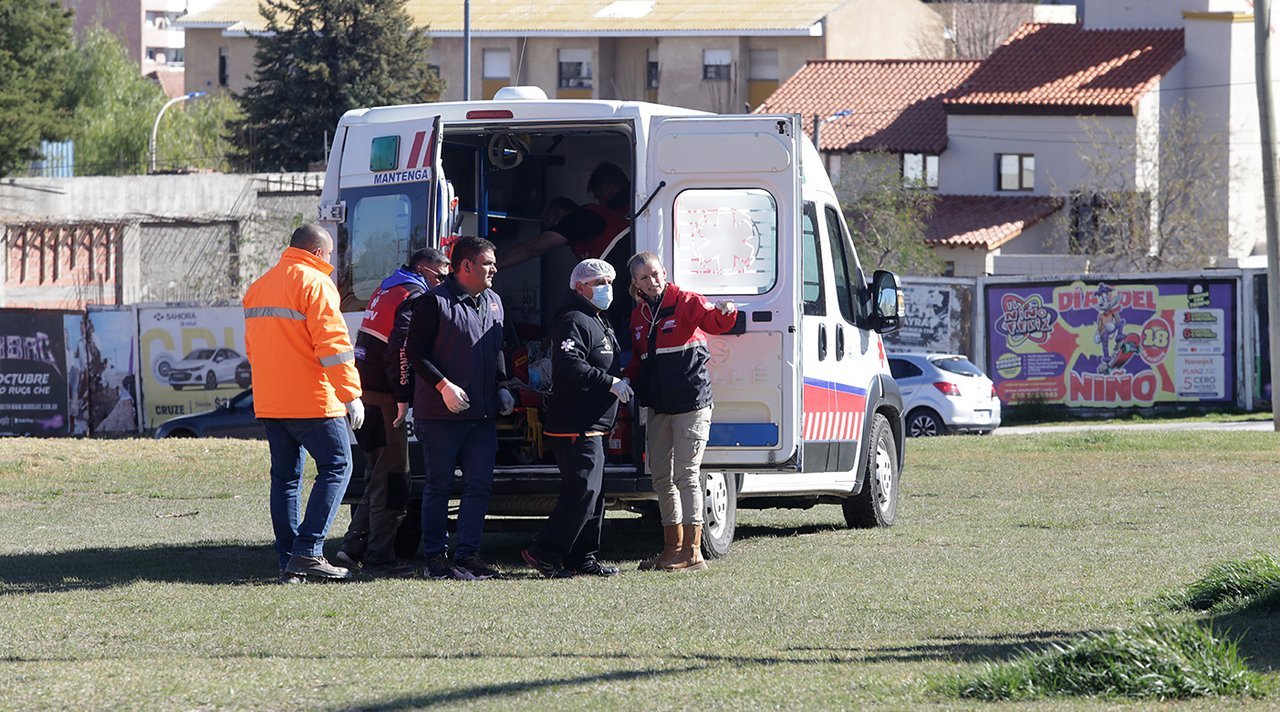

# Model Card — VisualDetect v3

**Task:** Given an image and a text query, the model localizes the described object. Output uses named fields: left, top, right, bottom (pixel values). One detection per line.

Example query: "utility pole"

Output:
left=1256, top=0, right=1280, bottom=429
left=463, top=0, right=472, bottom=100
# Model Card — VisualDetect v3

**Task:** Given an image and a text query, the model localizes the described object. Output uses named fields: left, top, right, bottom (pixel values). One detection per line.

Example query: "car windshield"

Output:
left=932, top=356, right=985, bottom=377
left=185, top=349, right=215, bottom=360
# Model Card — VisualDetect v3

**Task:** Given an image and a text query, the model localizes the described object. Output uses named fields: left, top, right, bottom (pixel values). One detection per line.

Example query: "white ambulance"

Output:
left=319, top=87, right=906, bottom=557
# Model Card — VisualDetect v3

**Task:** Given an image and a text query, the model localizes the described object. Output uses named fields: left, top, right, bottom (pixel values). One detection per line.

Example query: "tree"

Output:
left=837, top=152, right=945, bottom=276
left=61, top=26, right=241, bottom=175
left=939, top=1, right=1037, bottom=59
left=1069, top=102, right=1227, bottom=272
left=0, top=0, right=74, bottom=176
left=231, top=0, right=446, bottom=172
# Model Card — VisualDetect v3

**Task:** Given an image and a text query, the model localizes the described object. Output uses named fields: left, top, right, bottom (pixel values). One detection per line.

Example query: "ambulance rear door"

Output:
left=333, top=115, right=446, bottom=305
left=645, top=114, right=802, bottom=470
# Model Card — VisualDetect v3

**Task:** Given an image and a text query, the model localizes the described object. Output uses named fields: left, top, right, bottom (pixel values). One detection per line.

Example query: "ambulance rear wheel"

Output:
left=843, top=413, right=899, bottom=528
left=700, top=471, right=736, bottom=559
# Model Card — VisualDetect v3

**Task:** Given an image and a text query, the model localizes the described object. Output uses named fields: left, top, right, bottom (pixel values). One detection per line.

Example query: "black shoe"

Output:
left=419, top=554, right=456, bottom=580
left=568, top=557, right=620, bottom=577
left=285, top=555, right=352, bottom=580
left=362, top=561, right=416, bottom=579
left=521, top=547, right=561, bottom=578
left=452, top=553, right=501, bottom=581
left=335, top=549, right=361, bottom=570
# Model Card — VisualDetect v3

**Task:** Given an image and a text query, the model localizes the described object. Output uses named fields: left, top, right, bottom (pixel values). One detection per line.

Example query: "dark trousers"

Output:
left=342, top=391, right=411, bottom=565
left=417, top=417, right=497, bottom=558
left=534, top=434, right=606, bottom=566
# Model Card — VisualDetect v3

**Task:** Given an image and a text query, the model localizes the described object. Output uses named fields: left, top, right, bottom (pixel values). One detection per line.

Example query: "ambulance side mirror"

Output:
left=870, top=270, right=903, bottom=334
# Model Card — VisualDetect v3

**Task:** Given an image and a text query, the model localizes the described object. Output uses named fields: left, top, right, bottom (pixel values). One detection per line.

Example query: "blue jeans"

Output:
left=262, top=417, right=352, bottom=570
left=416, top=418, right=497, bottom=558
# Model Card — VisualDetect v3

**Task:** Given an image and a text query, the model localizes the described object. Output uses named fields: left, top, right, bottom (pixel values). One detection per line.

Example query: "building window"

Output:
left=997, top=153, right=1034, bottom=191
left=748, top=49, right=778, bottom=81
left=703, top=49, right=732, bottom=81
left=218, top=47, right=228, bottom=87
left=646, top=48, right=659, bottom=90
left=483, top=49, right=510, bottom=81
left=558, top=49, right=592, bottom=89
left=168, top=47, right=184, bottom=66
left=902, top=153, right=939, bottom=189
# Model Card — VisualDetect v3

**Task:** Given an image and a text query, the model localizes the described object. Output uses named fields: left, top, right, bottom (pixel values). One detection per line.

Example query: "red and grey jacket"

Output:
left=354, top=267, right=428, bottom=395
left=624, top=282, right=736, bottom=415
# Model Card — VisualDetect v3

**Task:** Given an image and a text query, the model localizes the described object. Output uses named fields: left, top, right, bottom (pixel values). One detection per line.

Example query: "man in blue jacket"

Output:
left=405, top=236, right=514, bottom=580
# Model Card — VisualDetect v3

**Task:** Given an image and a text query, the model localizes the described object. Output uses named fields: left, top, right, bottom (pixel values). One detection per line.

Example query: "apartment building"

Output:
left=63, top=0, right=189, bottom=96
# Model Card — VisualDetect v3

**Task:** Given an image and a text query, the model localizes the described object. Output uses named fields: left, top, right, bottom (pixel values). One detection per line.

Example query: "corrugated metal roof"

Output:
left=755, top=59, right=980, bottom=154
left=179, top=0, right=841, bottom=34
left=944, top=23, right=1185, bottom=116
left=925, top=194, right=1063, bottom=250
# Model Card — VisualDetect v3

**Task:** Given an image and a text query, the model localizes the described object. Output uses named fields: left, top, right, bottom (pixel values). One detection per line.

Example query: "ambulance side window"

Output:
left=801, top=202, right=824, bottom=316
left=672, top=188, right=778, bottom=296
left=349, top=192, right=418, bottom=300
left=824, top=205, right=859, bottom=325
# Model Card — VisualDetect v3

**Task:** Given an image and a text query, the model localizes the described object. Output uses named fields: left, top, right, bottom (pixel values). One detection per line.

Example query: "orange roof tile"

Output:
left=945, top=23, right=1184, bottom=116
left=925, top=194, right=1063, bottom=250
left=755, top=59, right=981, bottom=154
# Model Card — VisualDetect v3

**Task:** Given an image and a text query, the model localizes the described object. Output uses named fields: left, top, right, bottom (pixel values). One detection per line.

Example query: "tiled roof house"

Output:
left=760, top=0, right=1266, bottom=276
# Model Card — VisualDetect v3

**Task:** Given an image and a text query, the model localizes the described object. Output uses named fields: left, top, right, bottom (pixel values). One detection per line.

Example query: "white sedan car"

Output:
left=887, top=353, right=1001, bottom=436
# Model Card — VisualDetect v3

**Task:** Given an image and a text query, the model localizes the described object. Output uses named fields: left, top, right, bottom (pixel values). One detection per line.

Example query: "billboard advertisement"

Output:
left=0, top=310, right=71, bottom=436
left=986, top=277, right=1237, bottom=407
left=85, top=309, right=141, bottom=434
left=885, top=281, right=974, bottom=357
left=138, top=306, right=251, bottom=429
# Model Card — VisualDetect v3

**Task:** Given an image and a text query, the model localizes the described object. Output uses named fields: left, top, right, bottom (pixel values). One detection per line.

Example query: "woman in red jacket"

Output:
left=624, top=252, right=737, bottom=572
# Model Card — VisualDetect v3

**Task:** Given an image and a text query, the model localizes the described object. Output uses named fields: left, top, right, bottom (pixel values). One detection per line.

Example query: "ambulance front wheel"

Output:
left=700, top=471, right=736, bottom=559
left=843, top=413, right=899, bottom=528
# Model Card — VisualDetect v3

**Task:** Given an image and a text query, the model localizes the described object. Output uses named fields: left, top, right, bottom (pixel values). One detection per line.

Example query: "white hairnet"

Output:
left=569, top=258, right=616, bottom=289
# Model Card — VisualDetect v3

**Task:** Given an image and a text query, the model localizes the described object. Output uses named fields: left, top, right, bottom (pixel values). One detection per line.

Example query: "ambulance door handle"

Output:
left=835, top=324, right=845, bottom=360
left=818, top=323, right=828, bottom=361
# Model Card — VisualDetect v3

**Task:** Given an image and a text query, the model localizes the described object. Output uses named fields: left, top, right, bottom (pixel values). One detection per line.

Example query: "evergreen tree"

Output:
left=231, top=0, right=445, bottom=172
left=0, top=0, right=75, bottom=177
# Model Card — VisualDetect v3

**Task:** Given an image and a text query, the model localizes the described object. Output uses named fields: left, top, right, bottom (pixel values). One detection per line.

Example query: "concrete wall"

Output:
left=1081, top=0, right=1247, bottom=30
left=825, top=0, right=946, bottom=59
left=1, top=173, right=321, bottom=308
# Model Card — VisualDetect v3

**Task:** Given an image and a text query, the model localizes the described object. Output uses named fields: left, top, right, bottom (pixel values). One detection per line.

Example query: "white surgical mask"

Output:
left=590, top=283, right=613, bottom=311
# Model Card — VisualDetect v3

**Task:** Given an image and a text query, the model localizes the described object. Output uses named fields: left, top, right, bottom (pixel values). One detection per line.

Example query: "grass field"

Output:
left=1, top=430, right=1278, bottom=709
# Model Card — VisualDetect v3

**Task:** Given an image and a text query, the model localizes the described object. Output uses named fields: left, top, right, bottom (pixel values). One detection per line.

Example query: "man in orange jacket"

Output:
left=244, top=223, right=364, bottom=583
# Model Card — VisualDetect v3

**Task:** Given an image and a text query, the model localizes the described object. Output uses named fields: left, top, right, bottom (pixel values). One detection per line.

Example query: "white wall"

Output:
left=938, top=114, right=1139, bottom=196
left=1081, top=0, right=1248, bottom=29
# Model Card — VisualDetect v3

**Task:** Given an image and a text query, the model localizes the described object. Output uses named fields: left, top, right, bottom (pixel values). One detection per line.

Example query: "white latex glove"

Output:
left=437, top=379, right=470, bottom=414
left=392, top=402, right=409, bottom=428
left=345, top=398, right=365, bottom=430
left=609, top=377, right=633, bottom=404
left=715, top=300, right=737, bottom=315
left=498, top=388, right=515, bottom=416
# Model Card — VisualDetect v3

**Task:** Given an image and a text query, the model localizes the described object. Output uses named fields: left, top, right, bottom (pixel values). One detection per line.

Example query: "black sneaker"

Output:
left=452, top=553, right=501, bottom=581
left=568, top=557, right=620, bottom=577
left=285, top=555, right=352, bottom=580
left=420, top=554, right=456, bottom=580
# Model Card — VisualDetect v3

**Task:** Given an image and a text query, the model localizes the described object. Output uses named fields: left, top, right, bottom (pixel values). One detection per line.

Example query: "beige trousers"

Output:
left=646, top=406, right=712, bottom=525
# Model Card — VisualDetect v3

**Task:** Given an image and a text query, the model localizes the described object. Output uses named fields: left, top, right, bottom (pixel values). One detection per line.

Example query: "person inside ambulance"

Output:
left=497, top=162, right=631, bottom=269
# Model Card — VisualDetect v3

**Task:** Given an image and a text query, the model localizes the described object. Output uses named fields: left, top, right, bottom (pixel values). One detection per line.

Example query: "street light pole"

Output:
left=463, top=0, right=472, bottom=100
left=149, top=91, right=206, bottom=173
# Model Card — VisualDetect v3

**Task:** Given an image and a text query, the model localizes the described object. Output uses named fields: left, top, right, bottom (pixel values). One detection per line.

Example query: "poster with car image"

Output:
left=985, top=277, right=1237, bottom=407
left=138, top=306, right=250, bottom=429
left=0, top=309, right=71, bottom=436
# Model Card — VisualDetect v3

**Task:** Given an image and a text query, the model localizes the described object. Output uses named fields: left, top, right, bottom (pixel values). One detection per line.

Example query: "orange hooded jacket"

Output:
left=243, top=246, right=361, bottom=418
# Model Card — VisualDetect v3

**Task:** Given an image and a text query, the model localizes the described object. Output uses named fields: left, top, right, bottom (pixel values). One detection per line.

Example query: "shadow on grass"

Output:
left=0, top=542, right=274, bottom=593
left=791, top=630, right=1080, bottom=665
left=1210, top=587, right=1280, bottom=673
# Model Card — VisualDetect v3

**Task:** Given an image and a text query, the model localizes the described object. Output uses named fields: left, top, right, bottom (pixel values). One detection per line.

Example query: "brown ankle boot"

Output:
left=660, top=524, right=708, bottom=572
left=638, top=524, right=682, bottom=571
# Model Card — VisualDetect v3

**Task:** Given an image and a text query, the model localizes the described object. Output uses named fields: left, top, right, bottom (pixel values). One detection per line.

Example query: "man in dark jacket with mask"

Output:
left=522, top=258, right=633, bottom=578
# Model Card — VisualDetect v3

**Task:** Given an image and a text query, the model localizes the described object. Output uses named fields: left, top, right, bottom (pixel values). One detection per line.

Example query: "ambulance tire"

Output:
left=700, top=471, right=736, bottom=559
left=843, top=413, right=898, bottom=528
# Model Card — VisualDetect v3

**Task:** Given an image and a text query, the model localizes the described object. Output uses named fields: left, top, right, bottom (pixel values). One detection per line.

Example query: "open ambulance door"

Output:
left=645, top=115, right=803, bottom=471
left=332, top=115, right=446, bottom=306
